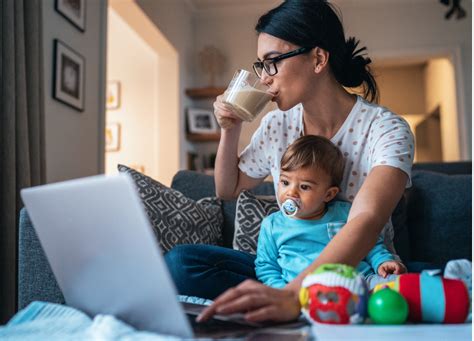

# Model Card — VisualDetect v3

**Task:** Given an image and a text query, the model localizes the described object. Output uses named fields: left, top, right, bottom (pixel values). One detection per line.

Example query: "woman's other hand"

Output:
left=213, top=95, right=243, bottom=130
left=196, top=279, right=301, bottom=323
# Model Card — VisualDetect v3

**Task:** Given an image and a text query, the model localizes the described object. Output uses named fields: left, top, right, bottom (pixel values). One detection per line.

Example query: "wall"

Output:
left=136, top=0, right=195, bottom=169
left=135, top=0, right=471, bottom=164
left=191, top=0, right=471, bottom=159
left=424, top=58, right=459, bottom=161
left=373, top=64, right=426, bottom=117
left=192, top=3, right=278, bottom=153
left=106, top=9, right=159, bottom=178
left=373, top=63, right=427, bottom=162
left=333, top=0, right=471, bottom=159
left=42, top=0, right=107, bottom=183
left=110, top=0, right=180, bottom=186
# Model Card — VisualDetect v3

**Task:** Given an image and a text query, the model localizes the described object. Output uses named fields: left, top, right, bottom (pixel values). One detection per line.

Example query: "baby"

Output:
left=255, top=135, right=406, bottom=289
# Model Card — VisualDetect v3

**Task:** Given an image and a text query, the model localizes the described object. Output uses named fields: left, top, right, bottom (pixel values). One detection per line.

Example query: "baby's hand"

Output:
left=378, top=261, right=407, bottom=278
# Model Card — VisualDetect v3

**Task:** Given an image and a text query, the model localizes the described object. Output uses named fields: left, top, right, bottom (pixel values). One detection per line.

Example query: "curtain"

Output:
left=0, top=0, right=45, bottom=323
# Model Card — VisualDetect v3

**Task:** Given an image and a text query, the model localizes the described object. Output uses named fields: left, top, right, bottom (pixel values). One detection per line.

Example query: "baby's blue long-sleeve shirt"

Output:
left=255, top=201, right=394, bottom=288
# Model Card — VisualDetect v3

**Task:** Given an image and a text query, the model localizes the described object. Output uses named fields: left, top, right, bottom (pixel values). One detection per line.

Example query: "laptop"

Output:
left=20, top=174, right=306, bottom=339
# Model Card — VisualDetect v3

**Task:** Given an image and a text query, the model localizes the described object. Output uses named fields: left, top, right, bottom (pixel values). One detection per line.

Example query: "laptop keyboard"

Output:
left=187, top=313, right=259, bottom=338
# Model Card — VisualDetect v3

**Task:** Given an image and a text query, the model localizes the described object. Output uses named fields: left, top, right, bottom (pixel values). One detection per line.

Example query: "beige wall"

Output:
left=137, top=0, right=471, bottom=165
left=110, top=0, right=180, bottom=186
left=424, top=58, right=460, bottom=161
left=333, top=0, right=471, bottom=159
left=190, top=0, right=472, bottom=159
left=136, top=0, right=195, bottom=170
left=106, top=9, right=159, bottom=178
left=374, top=64, right=427, bottom=162
left=42, top=0, right=107, bottom=183
left=374, top=64, right=426, bottom=117
left=192, top=4, right=277, bottom=154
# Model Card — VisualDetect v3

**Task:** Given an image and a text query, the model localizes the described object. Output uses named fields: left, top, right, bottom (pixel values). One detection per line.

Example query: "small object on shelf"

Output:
left=368, top=288, right=408, bottom=324
left=185, top=87, right=226, bottom=99
left=187, top=108, right=219, bottom=134
left=198, top=45, right=226, bottom=87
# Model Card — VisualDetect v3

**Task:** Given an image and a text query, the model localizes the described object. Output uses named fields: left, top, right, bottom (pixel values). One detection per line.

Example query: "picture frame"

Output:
left=105, top=123, right=121, bottom=152
left=55, top=0, right=86, bottom=32
left=187, top=108, right=219, bottom=134
left=53, top=39, right=85, bottom=111
left=106, top=81, right=121, bottom=110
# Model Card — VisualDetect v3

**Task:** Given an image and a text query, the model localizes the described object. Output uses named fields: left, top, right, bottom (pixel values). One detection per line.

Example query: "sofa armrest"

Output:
left=18, top=208, right=64, bottom=309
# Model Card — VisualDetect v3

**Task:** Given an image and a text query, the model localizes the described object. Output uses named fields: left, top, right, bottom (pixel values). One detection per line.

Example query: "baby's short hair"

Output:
left=280, top=135, right=345, bottom=187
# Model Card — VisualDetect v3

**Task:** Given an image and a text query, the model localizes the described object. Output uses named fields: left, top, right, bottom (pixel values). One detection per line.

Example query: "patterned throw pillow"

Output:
left=117, top=164, right=223, bottom=252
left=233, top=190, right=279, bottom=254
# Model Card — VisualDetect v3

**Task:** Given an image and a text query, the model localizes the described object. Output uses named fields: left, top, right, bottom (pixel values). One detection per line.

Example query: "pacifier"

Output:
left=282, top=198, right=301, bottom=217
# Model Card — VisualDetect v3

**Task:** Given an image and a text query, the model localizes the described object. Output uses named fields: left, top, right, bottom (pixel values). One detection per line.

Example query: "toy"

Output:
left=368, top=288, right=408, bottom=324
left=282, top=198, right=300, bottom=217
left=299, top=264, right=369, bottom=324
left=373, top=272, right=469, bottom=323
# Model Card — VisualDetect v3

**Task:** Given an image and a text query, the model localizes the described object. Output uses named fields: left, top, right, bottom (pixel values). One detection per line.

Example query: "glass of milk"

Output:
left=223, top=69, right=273, bottom=122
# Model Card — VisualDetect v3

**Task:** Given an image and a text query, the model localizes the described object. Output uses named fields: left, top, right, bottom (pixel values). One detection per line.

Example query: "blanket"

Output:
left=0, top=296, right=213, bottom=340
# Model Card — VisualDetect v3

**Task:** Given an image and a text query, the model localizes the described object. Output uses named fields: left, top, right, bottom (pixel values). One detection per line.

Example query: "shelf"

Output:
left=185, top=87, right=226, bottom=99
left=186, top=132, right=221, bottom=142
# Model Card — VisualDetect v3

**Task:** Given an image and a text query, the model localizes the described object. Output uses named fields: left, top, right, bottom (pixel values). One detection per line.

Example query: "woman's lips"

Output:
left=268, top=91, right=279, bottom=101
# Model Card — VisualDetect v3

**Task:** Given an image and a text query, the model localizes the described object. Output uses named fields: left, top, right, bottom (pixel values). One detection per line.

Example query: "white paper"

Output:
left=311, top=323, right=472, bottom=340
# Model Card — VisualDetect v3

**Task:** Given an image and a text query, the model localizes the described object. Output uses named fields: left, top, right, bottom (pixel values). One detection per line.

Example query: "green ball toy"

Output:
left=368, top=288, right=409, bottom=324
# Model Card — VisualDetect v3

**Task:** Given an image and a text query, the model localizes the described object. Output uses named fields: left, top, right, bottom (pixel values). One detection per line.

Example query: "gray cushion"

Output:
left=171, top=170, right=275, bottom=247
left=118, top=165, right=224, bottom=252
left=233, top=191, right=280, bottom=254
left=18, top=209, right=64, bottom=309
left=406, top=170, right=472, bottom=265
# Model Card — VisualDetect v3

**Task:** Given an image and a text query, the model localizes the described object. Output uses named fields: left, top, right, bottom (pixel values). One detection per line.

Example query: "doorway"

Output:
left=373, top=56, right=460, bottom=162
left=106, top=0, right=179, bottom=185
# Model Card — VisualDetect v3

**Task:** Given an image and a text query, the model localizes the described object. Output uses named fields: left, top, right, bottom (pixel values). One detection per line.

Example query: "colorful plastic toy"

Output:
left=299, top=264, right=369, bottom=324
left=368, top=288, right=409, bottom=324
left=373, top=272, right=469, bottom=323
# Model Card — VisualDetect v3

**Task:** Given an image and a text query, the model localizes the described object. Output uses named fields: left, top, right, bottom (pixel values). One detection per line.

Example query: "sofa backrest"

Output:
left=171, top=171, right=274, bottom=247
left=171, top=162, right=472, bottom=265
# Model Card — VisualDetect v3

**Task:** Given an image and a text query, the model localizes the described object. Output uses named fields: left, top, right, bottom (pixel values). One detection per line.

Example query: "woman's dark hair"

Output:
left=256, top=0, right=379, bottom=103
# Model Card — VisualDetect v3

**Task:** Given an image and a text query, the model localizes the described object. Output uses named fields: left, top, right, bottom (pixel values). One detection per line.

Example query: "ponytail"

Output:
left=331, top=37, right=379, bottom=103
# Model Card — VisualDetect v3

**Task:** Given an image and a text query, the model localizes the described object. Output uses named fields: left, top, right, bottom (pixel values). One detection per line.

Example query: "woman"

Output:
left=165, top=0, right=414, bottom=322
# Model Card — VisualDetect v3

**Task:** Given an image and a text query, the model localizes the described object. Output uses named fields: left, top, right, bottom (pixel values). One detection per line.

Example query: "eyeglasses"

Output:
left=252, top=47, right=312, bottom=78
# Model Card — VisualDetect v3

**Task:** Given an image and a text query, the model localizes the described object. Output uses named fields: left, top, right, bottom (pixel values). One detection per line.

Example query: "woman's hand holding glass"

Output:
left=196, top=279, right=301, bottom=323
left=213, top=95, right=243, bottom=130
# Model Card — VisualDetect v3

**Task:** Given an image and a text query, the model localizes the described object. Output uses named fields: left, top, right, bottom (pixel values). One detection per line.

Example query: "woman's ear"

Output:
left=324, top=186, right=339, bottom=202
left=313, top=47, right=330, bottom=73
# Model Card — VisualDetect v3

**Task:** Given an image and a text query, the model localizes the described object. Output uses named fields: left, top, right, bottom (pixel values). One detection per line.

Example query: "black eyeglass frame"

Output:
left=252, top=47, right=313, bottom=78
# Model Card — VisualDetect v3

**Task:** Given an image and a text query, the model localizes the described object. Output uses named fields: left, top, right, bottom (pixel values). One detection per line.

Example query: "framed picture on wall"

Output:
left=106, top=81, right=121, bottom=110
left=53, top=39, right=85, bottom=111
left=187, top=108, right=219, bottom=134
left=105, top=123, right=121, bottom=152
left=55, top=0, right=86, bottom=32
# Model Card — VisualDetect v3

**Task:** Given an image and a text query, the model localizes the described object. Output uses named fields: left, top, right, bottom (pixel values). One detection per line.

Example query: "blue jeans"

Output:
left=164, top=244, right=257, bottom=299
left=164, top=244, right=441, bottom=300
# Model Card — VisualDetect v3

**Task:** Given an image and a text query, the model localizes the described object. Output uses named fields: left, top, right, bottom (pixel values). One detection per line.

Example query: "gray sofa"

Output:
left=17, top=162, right=472, bottom=310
